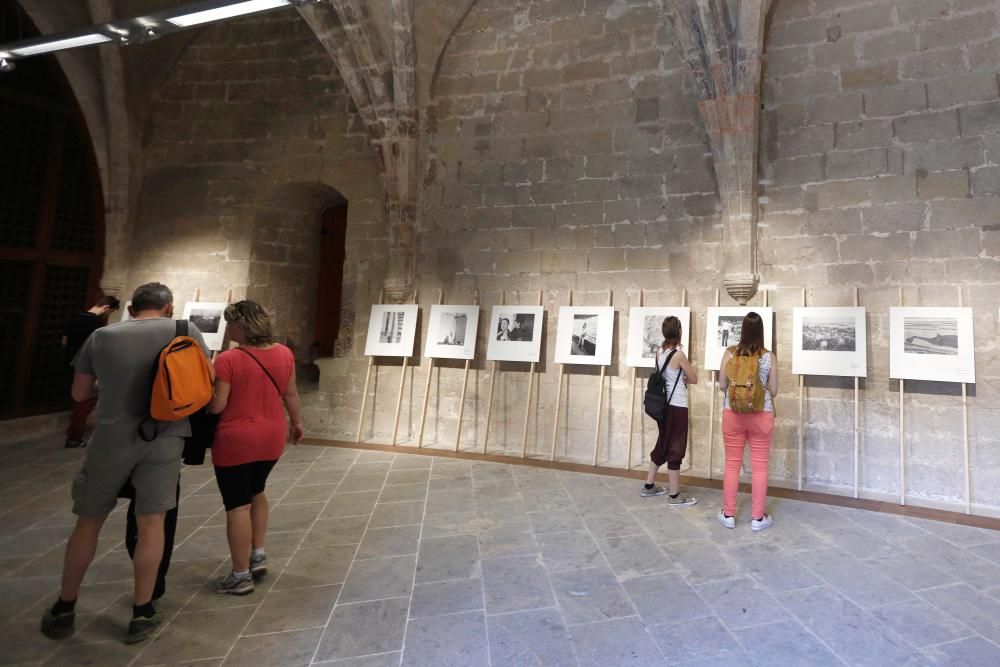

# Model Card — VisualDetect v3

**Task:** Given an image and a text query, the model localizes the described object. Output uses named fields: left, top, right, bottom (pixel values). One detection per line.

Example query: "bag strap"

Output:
left=235, top=346, right=282, bottom=397
left=176, top=319, right=188, bottom=337
left=662, top=349, right=681, bottom=406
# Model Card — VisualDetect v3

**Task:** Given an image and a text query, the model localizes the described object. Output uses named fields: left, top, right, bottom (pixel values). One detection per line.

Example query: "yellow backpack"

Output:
left=726, top=347, right=766, bottom=413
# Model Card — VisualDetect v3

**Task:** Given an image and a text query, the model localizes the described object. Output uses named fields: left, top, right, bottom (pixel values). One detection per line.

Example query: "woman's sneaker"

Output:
left=716, top=510, right=736, bottom=529
left=666, top=494, right=698, bottom=507
left=39, top=608, right=75, bottom=640
left=640, top=485, right=667, bottom=497
left=751, top=514, right=774, bottom=532
left=249, top=552, right=267, bottom=578
left=125, top=608, right=163, bottom=644
left=211, top=571, right=254, bottom=595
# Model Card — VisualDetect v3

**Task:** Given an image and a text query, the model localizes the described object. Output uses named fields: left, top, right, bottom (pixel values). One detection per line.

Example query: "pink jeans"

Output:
left=722, top=409, right=775, bottom=519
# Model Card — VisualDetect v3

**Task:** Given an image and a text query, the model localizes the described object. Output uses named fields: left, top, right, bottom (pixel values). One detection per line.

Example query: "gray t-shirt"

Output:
left=73, top=318, right=210, bottom=444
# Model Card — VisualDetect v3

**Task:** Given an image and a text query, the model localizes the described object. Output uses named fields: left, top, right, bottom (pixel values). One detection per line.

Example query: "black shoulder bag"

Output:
left=643, top=349, right=681, bottom=421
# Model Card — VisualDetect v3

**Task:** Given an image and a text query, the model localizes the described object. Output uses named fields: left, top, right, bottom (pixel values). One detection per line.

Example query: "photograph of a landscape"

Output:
left=802, top=316, right=856, bottom=352
left=903, top=317, right=959, bottom=356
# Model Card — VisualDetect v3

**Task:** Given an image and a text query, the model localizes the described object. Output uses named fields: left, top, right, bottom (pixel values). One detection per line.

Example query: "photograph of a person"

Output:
left=365, top=304, right=420, bottom=357
left=425, top=304, right=479, bottom=360
left=642, top=315, right=662, bottom=358
left=903, top=318, right=958, bottom=355
left=571, top=314, right=598, bottom=356
left=717, top=316, right=742, bottom=347
left=889, top=307, right=974, bottom=383
left=181, top=301, right=230, bottom=351
left=704, top=307, right=773, bottom=371
left=802, top=316, right=856, bottom=352
left=626, top=307, right=690, bottom=368
left=487, top=305, right=545, bottom=362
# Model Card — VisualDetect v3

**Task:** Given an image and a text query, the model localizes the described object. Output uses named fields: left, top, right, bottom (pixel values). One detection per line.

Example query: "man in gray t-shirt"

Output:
left=41, top=283, right=209, bottom=644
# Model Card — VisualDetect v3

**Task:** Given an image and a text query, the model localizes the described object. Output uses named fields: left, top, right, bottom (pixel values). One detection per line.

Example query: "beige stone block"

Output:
left=825, top=148, right=888, bottom=180
left=971, top=165, right=1000, bottom=196
left=541, top=250, right=587, bottom=273
left=960, top=101, right=1000, bottom=137
left=928, top=198, right=1000, bottom=230
left=807, top=179, right=870, bottom=209
left=838, top=232, right=911, bottom=262
left=861, top=202, right=928, bottom=233
left=911, top=228, right=981, bottom=259
left=917, top=12, right=998, bottom=51
left=927, top=73, right=999, bottom=109
left=624, top=247, right=668, bottom=271
left=588, top=248, right=626, bottom=272
left=841, top=63, right=899, bottom=91
left=916, top=170, right=970, bottom=200
left=904, top=137, right=985, bottom=174
left=900, top=48, right=968, bottom=80
left=864, top=84, right=927, bottom=118
left=806, top=94, right=863, bottom=124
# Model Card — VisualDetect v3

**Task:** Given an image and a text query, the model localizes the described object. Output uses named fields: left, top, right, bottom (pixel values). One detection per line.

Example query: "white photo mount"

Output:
left=792, top=307, right=867, bottom=377
left=486, top=305, right=545, bottom=363
left=554, top=306, right=615, bottom=366
left=424, top=304, right=480, bottom=360
left=890, top=307, right=974, bottom=383
left=364, top=304, right=420, bottom=357
left=703, top=307, right=774, bottom=371
left=626, top=307, right=691, bottom=368
left=181, top=301, right=229, bottom=351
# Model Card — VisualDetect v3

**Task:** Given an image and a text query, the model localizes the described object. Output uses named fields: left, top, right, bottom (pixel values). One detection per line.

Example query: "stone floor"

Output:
left=2, top=436, right=1000, bottom=666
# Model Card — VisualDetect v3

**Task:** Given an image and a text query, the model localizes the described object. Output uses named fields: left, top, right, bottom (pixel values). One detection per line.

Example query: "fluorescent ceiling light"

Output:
left=9, top=33, right=112, bottom=57
left=167, top=0, right=290, bottom=27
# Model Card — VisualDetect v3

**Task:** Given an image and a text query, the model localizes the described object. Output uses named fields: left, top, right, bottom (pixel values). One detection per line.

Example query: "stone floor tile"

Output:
left=870, top=598, right=974, bottom=648
left=321, top=492, right=379, bottom=519
left=482, top=554, right=555, bottom=614
left=568, top=616, right=663, bottom=666
left=314, top=651, right=400, bottom=665
left=694, top=576, right=790, bottom=630
left=350, top=461, right=393, bottom=475
left=280, top=483, right=339, bottom=505
left=733, top=618, right=844, bottom=666
left=778, top=585, right=928, bottom=666
left=409, top=578, right=483, bottom=618
left=420, top=511, right=480, bottom=539
left=424, top=490, right=473, bottom=516
left=845, top=511, right=930, bottom=543
left=520, top=488, right=576, bottom=512
left=386, top=469, right=430, bottom=486
left=415, top=534, right=480, bottom=584
left=486, top=607, right=576, bottom=667
left=0, top=617, right=61, bottom=664
left=355, top=525, right=421, bottom=559
left=377, top=483, right=427, bottom=504
left=649, top=615, right=744, bottom=664
left=922, top=636, right=1000, bottom=666
left=659, top=539, right=744, bottom=586
left=478, top=523, right=539, bottom=559
left=389, top=456, right=431, bottom=471
left=273, top=544, right=355, bottom=590
left=43, top=639, right=144, bottom=666
left=796, top=546, right=914, bottom=608
left=597, top=534, right=674, bottom=580
left=582, top=510, right=645, bottom=539
left=223, top=627, right=322, bottom=666
left=339, top=554, right=416, bottom=604
left=968, top=541, right=1000, bottom=566
left=537, top=530, right=605, bottom=573
left=369, top=501, right=424, bottom=529
left=903, top=535, right=1000, bottom=590
left=171, top=526, right=231, bottom=561
left=527, top=509, right=585, bottom=534
left=337, top=474, right=388, bottom=494
left=306, top=516, right=370, bottom=548
left=622, top=572, right=712, bottom=625
left=400, top=610, right=488, bottom=666
left=722, top=541, right=822, bottom=593
left=243, top=584, right=340, bottom=634
left=571, top=492, right=626, bottom=515
left=265, top=502, right=325, bottom=533
left=135, top=605, right=257, bottom=665
left=819, top=524, right=902, bottom=559
left=917, top=583, right=1000, bottom=645
left=633, top=506, right=711, bottom=543
left=863, top=551, right=958, bottom=591
left=427, top=476, right=473, bottom=493
left=549, top=565, right=636, bottom=625
left=475, top=497, right=530, bottom=522
left=314, top=597, right=409, bottom=662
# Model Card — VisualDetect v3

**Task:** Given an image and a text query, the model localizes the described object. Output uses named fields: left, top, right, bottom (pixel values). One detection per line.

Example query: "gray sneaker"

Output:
left=249, top=552, right=267, bottom=578
left=125, top=608, right=163, bottom=644
left=211, top=571, right=254, bottom=596
left=666, top=494, right=698, bottom=507
left=640, top=485, right=667, bottom=497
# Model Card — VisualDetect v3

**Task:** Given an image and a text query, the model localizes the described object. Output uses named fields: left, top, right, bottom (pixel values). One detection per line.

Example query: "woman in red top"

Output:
left=206, top=300, right=303, bottom=595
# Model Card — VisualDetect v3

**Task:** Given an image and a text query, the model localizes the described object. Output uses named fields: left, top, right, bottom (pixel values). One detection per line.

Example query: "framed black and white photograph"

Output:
left=703, top=307, right=774, bottom=371
left=890, top=307, right=974, bottom=383
left=424, top=305, right=480, bottom=360
left=792, top=307, right=867, bottom=377
left=626, top=307, right=691, bottom=368
left=364, top=304, right=420, bottom=357
left=555, top=306, right=614, bottom=366
left=486, top=305, right=545, bottom=362
left=181, top=301, right=228, bottom=351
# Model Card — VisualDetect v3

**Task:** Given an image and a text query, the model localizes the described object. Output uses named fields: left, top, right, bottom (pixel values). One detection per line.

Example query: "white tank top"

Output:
left=655, top=347, right=688, bottom=408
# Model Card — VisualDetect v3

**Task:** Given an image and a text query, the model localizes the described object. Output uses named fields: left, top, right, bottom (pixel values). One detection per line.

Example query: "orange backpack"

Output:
left=725, top=347, right=767, bottom=414
left=139, top=320, right=213, bottom=441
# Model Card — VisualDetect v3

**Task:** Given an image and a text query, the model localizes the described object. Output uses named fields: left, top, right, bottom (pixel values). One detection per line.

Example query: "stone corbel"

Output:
left=664, top=0, right=770, bottom=305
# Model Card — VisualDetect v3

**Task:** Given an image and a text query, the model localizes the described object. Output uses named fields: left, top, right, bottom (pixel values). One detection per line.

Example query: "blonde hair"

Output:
left=225, top=300, right=274, bottom=346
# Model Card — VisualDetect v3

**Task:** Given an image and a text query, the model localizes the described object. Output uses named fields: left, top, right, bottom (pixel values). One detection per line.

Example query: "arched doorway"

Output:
left=0, top=2, right=104, bottom=418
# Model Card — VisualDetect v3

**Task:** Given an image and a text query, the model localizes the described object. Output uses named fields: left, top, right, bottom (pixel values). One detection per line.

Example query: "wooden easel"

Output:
left=798, top=287, right=806, bottom=491
left=550, top=291, right=572, bottom=461
left=355, top=289, right=385, bottom=442
left=482, top=291, right=504, bottom=455
left=898, top=286, right=906, bottom=506
left=707, top=289, right=720, bottom=479
left=592, top=288, right=612, bottom=467
left=958, top=286, right=971, bottom=515
left=625, top=290, right=642, bottom=471
left=390, top=289, right=419, bottom=446
left=416, top=289, right=444, bottom=448
left=521, top=290, right=543, bottom=458
left=853, top=287, right=861, bottom=500
left=453, top=290, right=479, bottom=452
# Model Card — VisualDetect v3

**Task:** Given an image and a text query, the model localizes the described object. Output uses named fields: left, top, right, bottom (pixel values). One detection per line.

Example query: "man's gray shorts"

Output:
left=72, top=436, right=184, bottom=517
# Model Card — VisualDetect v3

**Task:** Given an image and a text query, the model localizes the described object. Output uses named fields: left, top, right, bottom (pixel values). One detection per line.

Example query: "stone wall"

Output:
left=124, top=11, right=386, bottom=356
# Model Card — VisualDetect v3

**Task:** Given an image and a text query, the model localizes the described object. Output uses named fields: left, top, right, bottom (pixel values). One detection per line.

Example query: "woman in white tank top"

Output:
left=641, top=316, right=699, bottom=506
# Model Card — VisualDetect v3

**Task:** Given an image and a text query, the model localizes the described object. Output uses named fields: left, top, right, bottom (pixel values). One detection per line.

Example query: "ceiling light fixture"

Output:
left=166, top=0, right=292, bottom=27
left=8, top=33, right=112, bottom=57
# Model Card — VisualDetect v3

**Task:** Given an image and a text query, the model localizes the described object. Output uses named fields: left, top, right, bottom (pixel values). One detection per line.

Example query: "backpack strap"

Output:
left=235, top=347, right=283, bottom=397
left=176, top=319, right=188, bottom=337
left=662, top=349, right=681, bottom=406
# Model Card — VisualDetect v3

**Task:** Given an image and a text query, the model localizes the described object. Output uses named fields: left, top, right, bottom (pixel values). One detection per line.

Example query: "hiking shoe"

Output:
left=40, top=608, right=75, bottom=640
left=751, top=514, right=774, bottom=532
left=640, top=485, right=667, bottom=497
left=666, top=495, right=698, bottom=507
left=211, top=571, right=254, bottom=595
left=249, top=552, right=267, bottom=578
left=717, top=510, right=736, bottom=529
left=64, top=439, right=86, bottom=449
left=125, top=608, right=163, bottom=644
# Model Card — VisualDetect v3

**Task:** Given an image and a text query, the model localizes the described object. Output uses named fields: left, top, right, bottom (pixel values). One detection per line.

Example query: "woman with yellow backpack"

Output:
left=716, top=312, right=779, bottom=532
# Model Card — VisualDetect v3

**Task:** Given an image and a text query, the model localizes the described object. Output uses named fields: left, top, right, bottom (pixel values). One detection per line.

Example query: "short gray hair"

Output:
left=131, top=282, right=173, bottom=312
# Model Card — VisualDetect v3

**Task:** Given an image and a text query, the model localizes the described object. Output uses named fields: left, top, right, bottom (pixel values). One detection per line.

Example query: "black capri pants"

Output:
left=214, top=460, right=278, bottom=511
left=650, top=405, right=689, bottom=470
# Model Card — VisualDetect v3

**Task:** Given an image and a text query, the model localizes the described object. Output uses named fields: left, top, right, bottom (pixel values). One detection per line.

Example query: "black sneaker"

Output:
left=40, top=608, right=75, bottom=639
left=125, top=608, right=163, bottom=644
left=64, top=439, right=86, bottom=449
